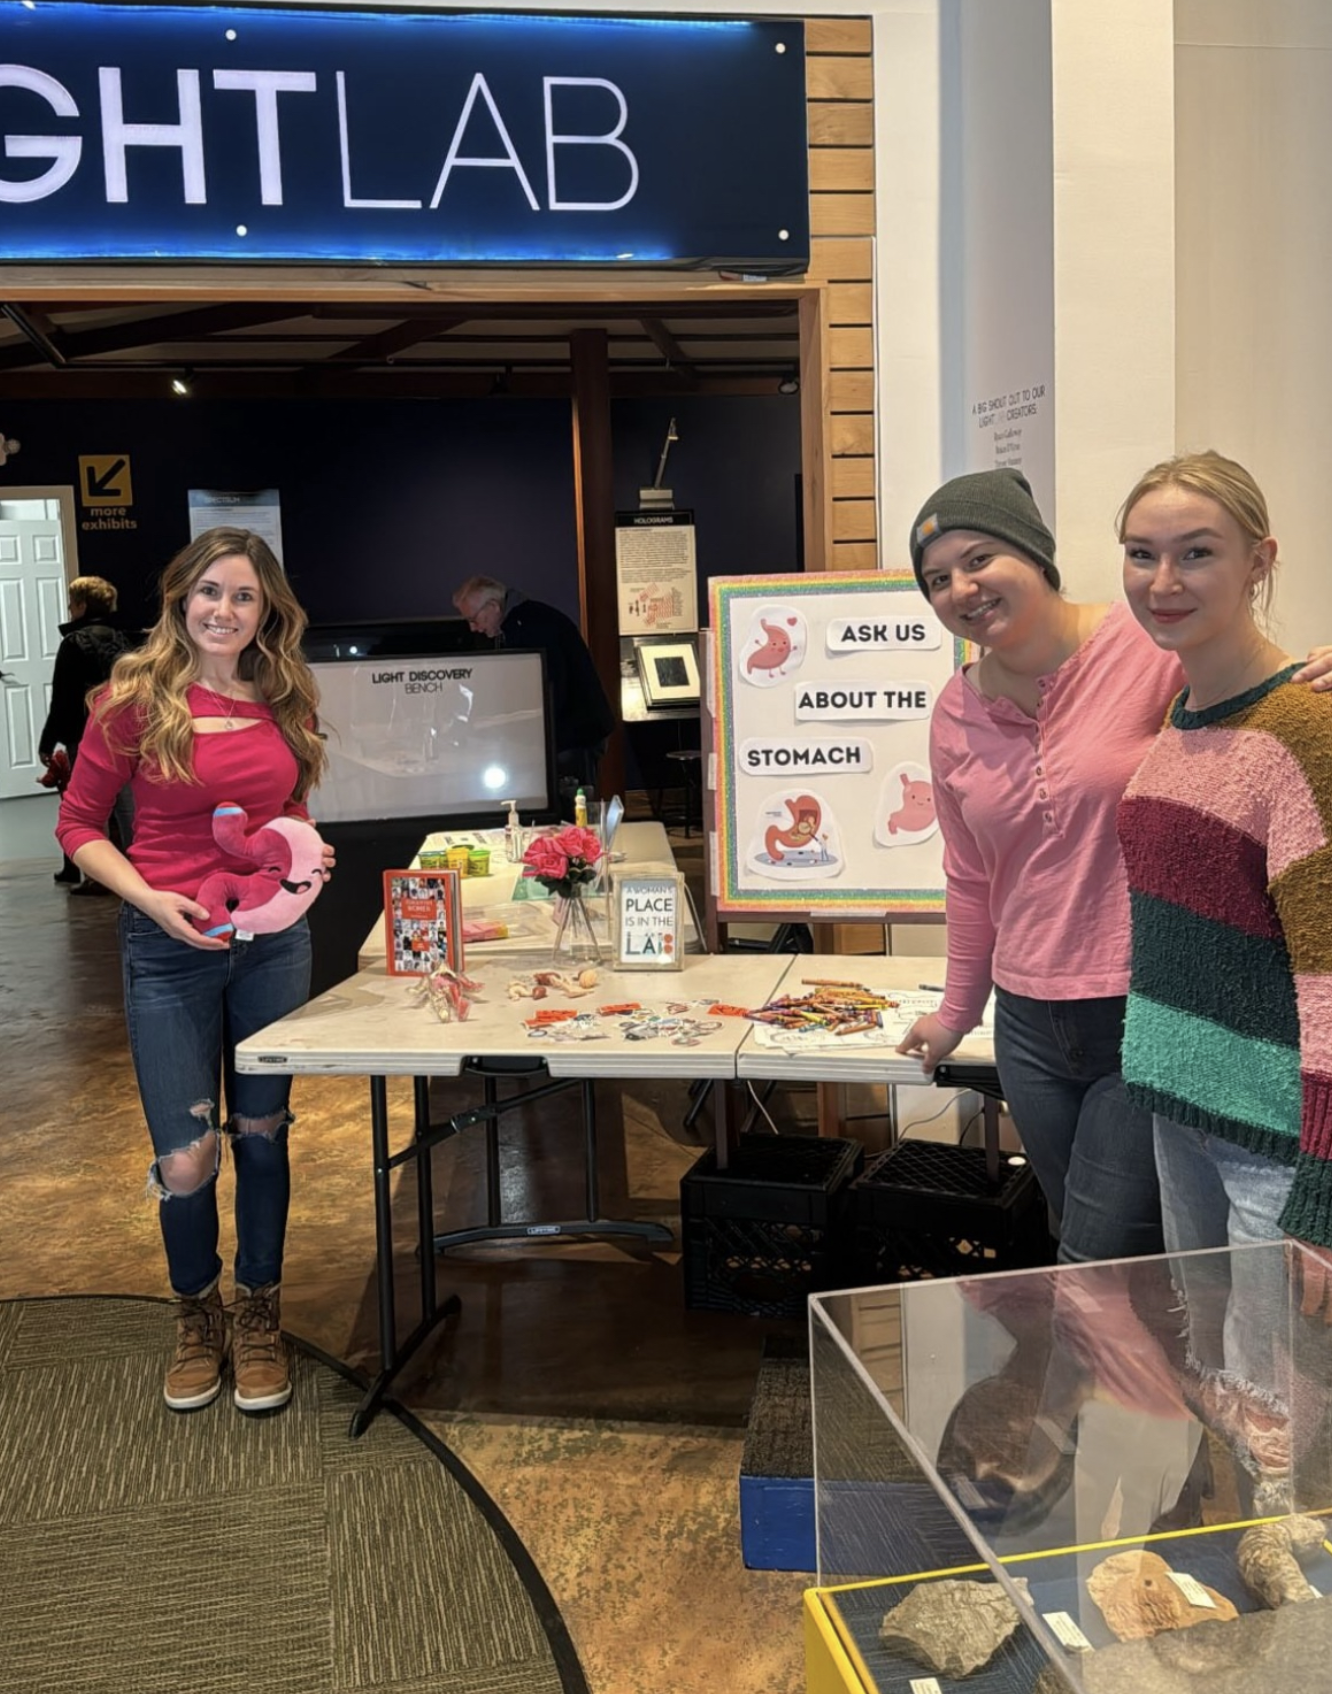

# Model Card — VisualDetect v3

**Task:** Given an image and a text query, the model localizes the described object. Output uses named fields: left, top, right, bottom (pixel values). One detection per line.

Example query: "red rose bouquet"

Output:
left=522, top=825, right=603, bottom=899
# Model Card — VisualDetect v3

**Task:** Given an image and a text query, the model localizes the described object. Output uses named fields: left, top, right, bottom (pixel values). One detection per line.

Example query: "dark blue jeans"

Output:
left=993, top=989, right=1163, bottom=1263
left=120, top=906, right=311, bottom=1296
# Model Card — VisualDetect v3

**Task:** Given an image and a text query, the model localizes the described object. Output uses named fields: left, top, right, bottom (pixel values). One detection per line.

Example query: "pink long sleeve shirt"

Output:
left=931, top=603, right=1181, bottom=1032
left=57, top=686, right=310, bottom=902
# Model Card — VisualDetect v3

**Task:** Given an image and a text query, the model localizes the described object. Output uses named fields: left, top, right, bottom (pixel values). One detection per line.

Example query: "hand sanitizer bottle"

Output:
left=504, top=799, right=520, bottom=862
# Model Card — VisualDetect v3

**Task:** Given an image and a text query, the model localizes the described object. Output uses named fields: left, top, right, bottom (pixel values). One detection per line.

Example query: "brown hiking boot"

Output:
left=164, top=1278, right=227, bottom=1411
left=232, top=1282, right=291, bottom=1413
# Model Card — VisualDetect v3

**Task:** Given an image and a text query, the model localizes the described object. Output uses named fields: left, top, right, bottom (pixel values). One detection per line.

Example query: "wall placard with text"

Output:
left=616, top=510, right=698, bottom=634
left=710, top=572, right=972, bottom=919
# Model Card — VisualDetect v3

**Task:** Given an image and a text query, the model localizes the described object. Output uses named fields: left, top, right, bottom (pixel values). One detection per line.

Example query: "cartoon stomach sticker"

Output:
left=746, top=790, right=844, bottom=881
left=737, top=605, right=807, bottom=687
left=874, top=763, right=939, bottom=847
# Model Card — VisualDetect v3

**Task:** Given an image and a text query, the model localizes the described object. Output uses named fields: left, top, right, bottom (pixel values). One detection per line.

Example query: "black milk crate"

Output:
left=840, top=1139, right=1052, bottom=1284
left=681, top=1134, right=864, bottom=1318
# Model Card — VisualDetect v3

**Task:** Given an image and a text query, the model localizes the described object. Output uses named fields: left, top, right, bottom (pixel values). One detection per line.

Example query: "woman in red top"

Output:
left=58, top=528, right=329, bottom=1415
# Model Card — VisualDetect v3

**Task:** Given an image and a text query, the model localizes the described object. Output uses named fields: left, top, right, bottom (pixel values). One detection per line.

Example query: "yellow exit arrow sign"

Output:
left=79, top=455, right=133, bottom=506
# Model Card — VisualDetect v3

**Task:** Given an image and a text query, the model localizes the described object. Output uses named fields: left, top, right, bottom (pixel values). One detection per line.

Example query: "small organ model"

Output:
left=193, top=803, right=329, bottom=939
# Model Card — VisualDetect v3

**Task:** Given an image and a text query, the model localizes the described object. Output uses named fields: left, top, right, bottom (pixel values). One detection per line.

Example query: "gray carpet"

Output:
left=0, top=1297, right=588, bottom=1694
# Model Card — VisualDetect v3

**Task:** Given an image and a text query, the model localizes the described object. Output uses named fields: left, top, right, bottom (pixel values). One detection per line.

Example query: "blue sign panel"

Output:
left=0, top=2, right=809, bottom=268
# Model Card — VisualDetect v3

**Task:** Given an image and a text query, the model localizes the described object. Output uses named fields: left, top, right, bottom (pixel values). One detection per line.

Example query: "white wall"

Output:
left=878, top=0, right=1177, bottom=608
left=1175, top=0, right=1332, bottom=653
left=1051, top=0, right=1175, bottom=603
left=874, top=3, right=946, bottom=559
left=939, top=0, right=1055, bottom=520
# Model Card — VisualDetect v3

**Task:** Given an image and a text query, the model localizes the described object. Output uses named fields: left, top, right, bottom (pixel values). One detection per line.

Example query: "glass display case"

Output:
left=806, top=1243, right=1332, bottom=1693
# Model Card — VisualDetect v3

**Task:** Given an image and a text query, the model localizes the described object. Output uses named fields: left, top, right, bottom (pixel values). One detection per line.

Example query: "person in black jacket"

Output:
left=40, top=575, right=132, bottom=890
left=452, top=574, right=616, bottom=800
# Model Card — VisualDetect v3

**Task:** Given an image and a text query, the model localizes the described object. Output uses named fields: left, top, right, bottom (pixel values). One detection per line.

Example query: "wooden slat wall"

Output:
left=805, top=22, right=884, bottom=961
left=805, top=18, right=876, bottom=572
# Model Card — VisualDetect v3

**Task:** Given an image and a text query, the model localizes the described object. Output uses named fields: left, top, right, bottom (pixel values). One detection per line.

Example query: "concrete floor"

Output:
left=2, top=830, right=859, bottom=1694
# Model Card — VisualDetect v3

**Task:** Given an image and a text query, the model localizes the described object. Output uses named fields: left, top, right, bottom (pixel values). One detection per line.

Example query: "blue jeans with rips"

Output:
left=993, top=989, right=1164, bottom=1264
left=119, top=905, right=311, bottom=1297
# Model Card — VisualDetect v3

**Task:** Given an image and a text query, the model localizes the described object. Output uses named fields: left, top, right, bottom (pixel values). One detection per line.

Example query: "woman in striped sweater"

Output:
left=1117, top=452, right=1332, bottom=1374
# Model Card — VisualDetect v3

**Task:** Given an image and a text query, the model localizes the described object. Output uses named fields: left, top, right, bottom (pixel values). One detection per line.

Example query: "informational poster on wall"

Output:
left=187, top=489, right=284, bottom=562
left=615, top=510, right=698, bottom=634
left=710, top=572, right=972, bottom=919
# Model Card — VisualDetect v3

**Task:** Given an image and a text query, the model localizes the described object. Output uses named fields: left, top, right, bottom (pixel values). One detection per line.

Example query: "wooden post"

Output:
left=569, top=327, right=625, bottom=800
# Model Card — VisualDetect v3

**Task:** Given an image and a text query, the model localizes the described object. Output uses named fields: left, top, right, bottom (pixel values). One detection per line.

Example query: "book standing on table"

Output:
left=382, top=869, right=462, bottom=976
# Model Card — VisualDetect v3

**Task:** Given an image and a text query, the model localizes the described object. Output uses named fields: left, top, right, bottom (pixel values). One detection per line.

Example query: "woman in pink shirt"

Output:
left=58, top=528, right=330, bottom=1415
left=896, top=469, right=1332, bottom=1262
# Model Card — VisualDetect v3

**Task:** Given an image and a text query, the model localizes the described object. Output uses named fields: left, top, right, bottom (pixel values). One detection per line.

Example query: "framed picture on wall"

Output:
left=636, top=640, right=701, bottom=708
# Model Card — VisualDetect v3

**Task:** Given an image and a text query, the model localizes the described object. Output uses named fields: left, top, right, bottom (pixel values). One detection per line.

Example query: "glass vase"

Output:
left=551, top=886, right=603, bottom=966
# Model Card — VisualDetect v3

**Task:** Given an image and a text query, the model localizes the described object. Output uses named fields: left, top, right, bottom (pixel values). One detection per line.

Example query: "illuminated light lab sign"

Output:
left=0, top=2, right=810, bottom=268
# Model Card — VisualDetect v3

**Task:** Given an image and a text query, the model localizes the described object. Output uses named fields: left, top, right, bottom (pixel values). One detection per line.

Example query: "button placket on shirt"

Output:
left=1036, top=677, right=1055, bottom=829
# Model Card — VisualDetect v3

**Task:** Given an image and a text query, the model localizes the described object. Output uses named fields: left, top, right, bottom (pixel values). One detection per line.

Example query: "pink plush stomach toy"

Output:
left=193, top=803, right=330, bottom=939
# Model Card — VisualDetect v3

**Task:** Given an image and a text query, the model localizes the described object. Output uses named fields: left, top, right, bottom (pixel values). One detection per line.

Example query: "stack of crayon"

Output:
left=744, top=978, right=900, bottom=1038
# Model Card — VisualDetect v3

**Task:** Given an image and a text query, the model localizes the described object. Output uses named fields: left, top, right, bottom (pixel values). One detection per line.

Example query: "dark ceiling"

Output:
left=0, top=297, right=802, bottom=400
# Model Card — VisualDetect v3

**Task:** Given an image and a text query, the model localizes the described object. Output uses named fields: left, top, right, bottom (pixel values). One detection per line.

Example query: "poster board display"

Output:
left=615, top=510, right=698, bottom=633
left=309, top=650, right=553, bottom=826
left=382, top=869, right=462, bottom=976
left=710, top=572, right=972, bottom=919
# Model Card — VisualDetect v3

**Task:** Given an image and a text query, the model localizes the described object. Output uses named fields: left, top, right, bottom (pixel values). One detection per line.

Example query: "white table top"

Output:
left=236, top=950, right=793, bottom=1080
left=357, top=819, right=689, bottom=971
left=734, top=955, right=996, bottom=1084
left=236, top=951, right=996, bottom=1084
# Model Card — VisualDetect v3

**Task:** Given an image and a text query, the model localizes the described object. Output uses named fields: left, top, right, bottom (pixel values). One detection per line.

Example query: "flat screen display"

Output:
left=310, top=650, right=552, bottom=825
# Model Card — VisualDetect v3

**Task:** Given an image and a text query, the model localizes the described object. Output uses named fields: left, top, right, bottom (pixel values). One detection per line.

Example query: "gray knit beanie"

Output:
left=909, top=468, right=1059, bottom=596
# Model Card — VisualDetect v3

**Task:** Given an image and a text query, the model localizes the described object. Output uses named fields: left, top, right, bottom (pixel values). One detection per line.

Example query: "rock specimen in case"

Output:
left=1033, top=1666, right=1079, bottom=1694
left=879, top=1576, right=1030, bottom=1677
left=1086, top=1549, right=1237, bottom=1641
left=1030, top=1593, right=1332, bottom=1692
left=1236, top=1513, right=1327, bottom=1608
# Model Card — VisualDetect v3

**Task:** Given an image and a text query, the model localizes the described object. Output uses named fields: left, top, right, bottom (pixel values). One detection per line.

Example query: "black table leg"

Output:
left=350, top=1073, right=461, bottom=1438
left=430, top=1064, right=673, bottom=1253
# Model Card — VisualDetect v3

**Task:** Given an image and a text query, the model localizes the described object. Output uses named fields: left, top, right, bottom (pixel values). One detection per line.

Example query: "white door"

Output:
left=0, top=495, right=73, bottom=800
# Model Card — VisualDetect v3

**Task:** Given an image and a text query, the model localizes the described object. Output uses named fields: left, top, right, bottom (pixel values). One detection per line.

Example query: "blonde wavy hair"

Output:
left=1116, top=450, right=1278, bottom=617
left=93, top=528, right=326, bottom=798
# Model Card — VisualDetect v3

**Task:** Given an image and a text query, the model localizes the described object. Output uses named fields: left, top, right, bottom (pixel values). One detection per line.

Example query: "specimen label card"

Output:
left=1043, top=1612, right=1091, bottom=1651
left=1168, top=1572, right=1216, bottom=1608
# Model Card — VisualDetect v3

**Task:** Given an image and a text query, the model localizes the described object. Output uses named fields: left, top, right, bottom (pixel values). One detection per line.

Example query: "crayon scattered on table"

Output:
left=743, top=980, right=900, bottom=1037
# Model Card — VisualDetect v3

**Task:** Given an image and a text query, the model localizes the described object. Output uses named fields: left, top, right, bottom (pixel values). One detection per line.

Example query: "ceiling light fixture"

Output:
left=171, top=370, right=193, bottom=397
left=777, top=373, right=800, bottom=395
